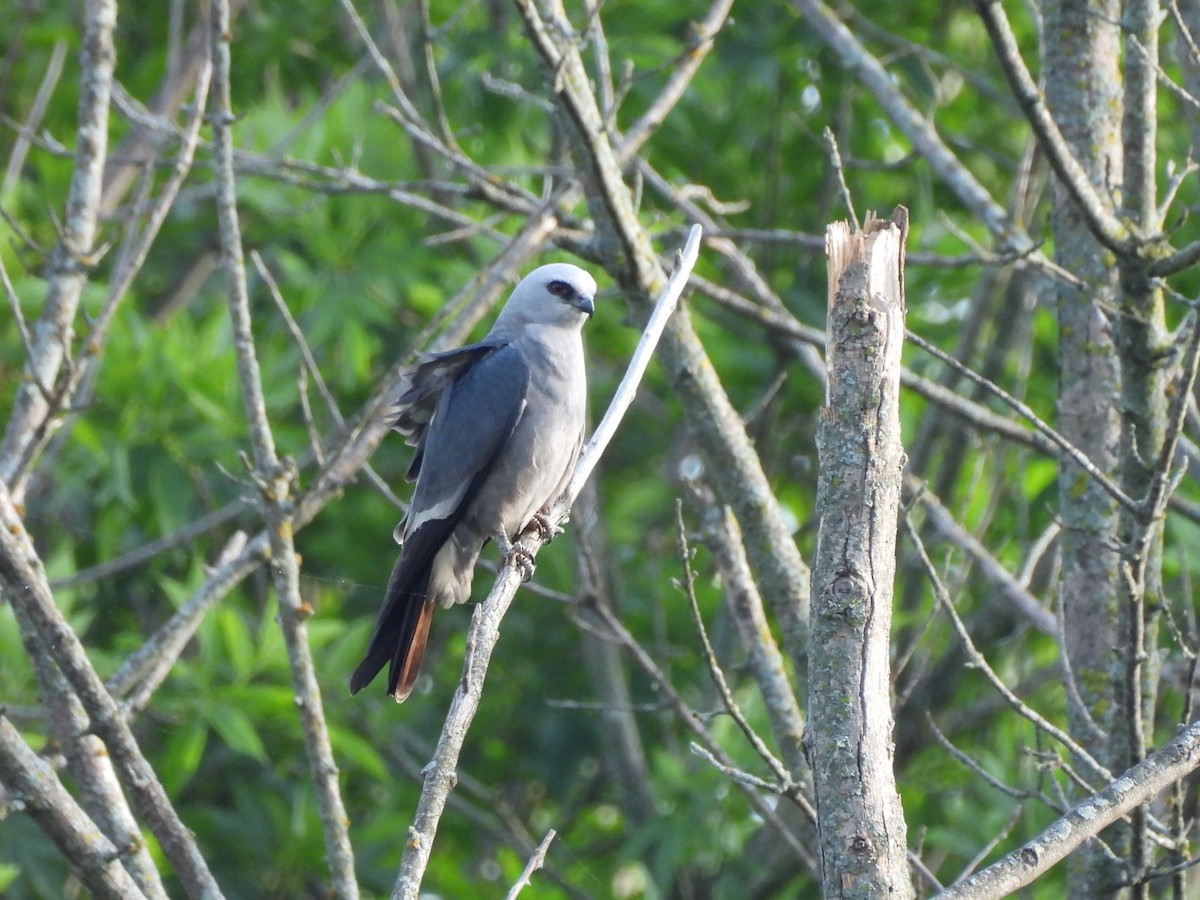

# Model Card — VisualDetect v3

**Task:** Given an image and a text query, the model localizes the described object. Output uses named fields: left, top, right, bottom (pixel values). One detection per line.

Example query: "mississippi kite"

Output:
left=350, top=263, right=597, bottom=700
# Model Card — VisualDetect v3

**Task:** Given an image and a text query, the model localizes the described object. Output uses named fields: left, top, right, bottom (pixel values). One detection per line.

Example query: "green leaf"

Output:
left=160, top=721, right=209, bottom=795
left=208, top=706, right=268, bottom=762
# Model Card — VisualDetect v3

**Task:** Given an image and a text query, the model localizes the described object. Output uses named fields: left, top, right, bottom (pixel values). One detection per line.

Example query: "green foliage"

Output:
left=3, top=0, right=1200, bottom=897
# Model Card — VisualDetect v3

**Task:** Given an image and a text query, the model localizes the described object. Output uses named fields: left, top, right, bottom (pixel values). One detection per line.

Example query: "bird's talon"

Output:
left=509, top=546, right=536, bottom=581
left=529, top=510, right=563, bottom=542
left=495, top=531, right=536, bottom=580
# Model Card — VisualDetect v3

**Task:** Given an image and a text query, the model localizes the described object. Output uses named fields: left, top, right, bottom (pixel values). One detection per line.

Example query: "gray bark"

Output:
left=1041, top=0, right=1127, bottom=894
left=806, top=210, right=912, bottom=899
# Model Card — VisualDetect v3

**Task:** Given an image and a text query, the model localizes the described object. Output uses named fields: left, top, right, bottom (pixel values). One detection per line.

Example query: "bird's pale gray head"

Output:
left=492, top=263, right=597, bottom=332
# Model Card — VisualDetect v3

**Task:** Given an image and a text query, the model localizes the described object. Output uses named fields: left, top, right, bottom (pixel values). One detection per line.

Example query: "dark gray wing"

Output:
left=389, top=340, right=500, bottom=482
left=399, top=343, right=531, bottom=540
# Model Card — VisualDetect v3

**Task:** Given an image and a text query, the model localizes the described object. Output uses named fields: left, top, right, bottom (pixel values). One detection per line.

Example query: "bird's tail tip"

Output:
left=348, top=656, right=385, bottom=696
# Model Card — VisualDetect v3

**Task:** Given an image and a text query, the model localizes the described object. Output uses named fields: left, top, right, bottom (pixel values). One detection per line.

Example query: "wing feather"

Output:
left=389, top=342, right=499, bottom=482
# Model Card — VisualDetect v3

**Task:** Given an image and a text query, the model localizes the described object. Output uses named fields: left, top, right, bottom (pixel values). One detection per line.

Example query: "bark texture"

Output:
left=807, top=209, right=912, bottom=899
left=1041, top=1, right=1132, bottom=895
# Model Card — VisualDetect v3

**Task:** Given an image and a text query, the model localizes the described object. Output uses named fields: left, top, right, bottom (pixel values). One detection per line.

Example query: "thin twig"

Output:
left=1141, top=304, right=1200, bottom=524
left=49, top=500, right=246, bottom=591
left=9, top=32, right=213, bottom=510
left=503, top=829, right=557, bottom=900
left=110, top=531, right=249, bottom=710
left=616, top=0, right=735, bottom=161
left=906, top=328, right=1139, bottom=513
left=903, top=511, right=1112, bottom=786
left=956, top=804, right=1027, bottom=884
left=906, top=473, right=1057, bottom=635
left=929, top=715, right=1061, bottom=814
left=791, top=0, right=1032, bottom=257
left=696, top=499, right=807, bottom=778
left=689, top=742, right=791, bottom=795
left=581, top=595, right=820, bottom=874
left=250, top=251, right=404, bottom=508
left=674, top=501, right=801, bottom=795
left=822, top=127, right=859, bottom=230
left=2, top=40, right=67, bottom=195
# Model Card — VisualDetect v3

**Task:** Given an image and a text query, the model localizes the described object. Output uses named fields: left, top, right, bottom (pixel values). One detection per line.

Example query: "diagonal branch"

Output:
left=974, top=0, right=1134, bottom=254
left=517, top=0, right=812, bottom=673
left=0, top=716, right=148, bottom=900
left=617, top=0, right=735, bottom=160
left=790, top=0, right=1030, bottom=255
left=390, top=227, right=701, bottom=900
left=0, top=479, right=223, bottom=898
left=906, top=329, right=1139, bottom=513
left=934, top=718, right=1200, bottom=899
left=0, top=0, right=116, bottom=497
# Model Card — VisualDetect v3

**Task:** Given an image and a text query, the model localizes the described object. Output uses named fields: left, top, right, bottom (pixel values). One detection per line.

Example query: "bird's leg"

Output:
left=495, top=530, right=536, bottom=581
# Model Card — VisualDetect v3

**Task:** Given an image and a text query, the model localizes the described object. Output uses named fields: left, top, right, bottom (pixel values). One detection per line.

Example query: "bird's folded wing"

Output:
left=397, top=343, right=532, bottom=541
left=389, top=341, right=500, bottom=478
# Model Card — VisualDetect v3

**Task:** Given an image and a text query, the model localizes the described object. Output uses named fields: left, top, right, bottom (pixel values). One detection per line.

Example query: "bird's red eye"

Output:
left=547, top=280, right=572, bottom=297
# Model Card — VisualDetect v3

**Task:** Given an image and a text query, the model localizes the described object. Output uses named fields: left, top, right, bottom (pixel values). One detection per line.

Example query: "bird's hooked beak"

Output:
left=576, top=293, right=595, bottom=318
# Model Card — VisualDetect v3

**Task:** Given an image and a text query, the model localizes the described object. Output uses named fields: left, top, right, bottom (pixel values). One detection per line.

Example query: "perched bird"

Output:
left=350, top=263, right=596, bottom=701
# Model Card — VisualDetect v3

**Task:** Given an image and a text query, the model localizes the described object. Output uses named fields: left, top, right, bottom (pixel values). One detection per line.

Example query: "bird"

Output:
left=350, top=263, right=596, bottom=701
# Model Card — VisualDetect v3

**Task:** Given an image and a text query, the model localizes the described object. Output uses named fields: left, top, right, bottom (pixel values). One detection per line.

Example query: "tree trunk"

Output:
left=1042, top=0, right=1127, bottom=895
left=807, top=209, right=912, bottom=899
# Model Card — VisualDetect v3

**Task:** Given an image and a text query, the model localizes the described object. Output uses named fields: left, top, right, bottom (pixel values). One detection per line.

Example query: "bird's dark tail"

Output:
left=349, top=552, right=435, bottom=701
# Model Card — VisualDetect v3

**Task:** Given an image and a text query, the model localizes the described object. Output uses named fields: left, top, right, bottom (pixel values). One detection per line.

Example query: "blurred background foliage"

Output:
left=2, top=0, right=1199, bottom=897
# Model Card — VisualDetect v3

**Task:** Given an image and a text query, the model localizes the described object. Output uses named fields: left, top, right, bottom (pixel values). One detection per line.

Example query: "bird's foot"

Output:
left=527, top=508, right=564, bottom=542
left=495, top=531, right=536, bottom=581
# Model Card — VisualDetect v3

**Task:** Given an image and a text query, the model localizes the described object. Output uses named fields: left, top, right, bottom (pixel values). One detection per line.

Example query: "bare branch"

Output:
left=0, top=0, right=116, bottom=496
left=0, top=480, right=223, bottom=897
left=517, top=0, right=813, bottom=673
left=0, top=717, right=149, bottom=900
left=617, top=0, right=735, bottom=161
left=580, top=599, right=820, bottom=873
left=697, top=500, right=807, bottom=777
left=973, top=0, right=1133, bottom=253
left=503, top=829, right=557, bottom=900
left=790, top=0, right=1033, bottom=256
left=109, top=531, right=250, bottom=711
left=564, top=225, right=700, bottom=504
left=906, top=474, right=1057, bottom=636
left=903, top=513, right=1111, bottom=787
left=822, top=127, right=859, bottom=230
left=935, top=718, right=1200, bottom=899
left=675, top=502, right=800, bottom=794
left=208, top=0, right=358, bottom=893
left=8, top=596, right=167, bottom=899
left=2, top=39, right=67, bottom=196
left=906, top=329, right=1139, bottom=513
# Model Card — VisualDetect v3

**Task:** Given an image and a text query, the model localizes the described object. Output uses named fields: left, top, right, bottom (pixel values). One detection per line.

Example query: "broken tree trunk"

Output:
left=807, top=207, right=912, bottom=900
